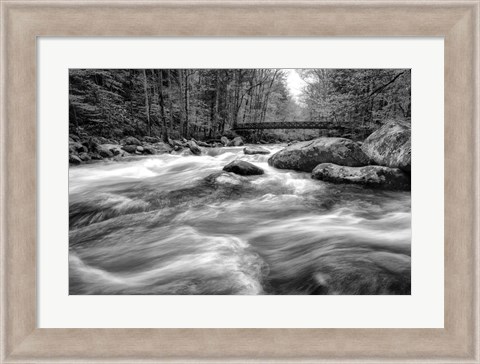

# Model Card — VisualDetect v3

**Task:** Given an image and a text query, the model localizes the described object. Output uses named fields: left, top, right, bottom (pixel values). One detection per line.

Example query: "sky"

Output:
left=284, top=69, right=306, bottom=102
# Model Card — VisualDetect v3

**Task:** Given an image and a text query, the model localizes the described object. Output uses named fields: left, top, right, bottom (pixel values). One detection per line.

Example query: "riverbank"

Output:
left=69, top=133, right=253, bottom=165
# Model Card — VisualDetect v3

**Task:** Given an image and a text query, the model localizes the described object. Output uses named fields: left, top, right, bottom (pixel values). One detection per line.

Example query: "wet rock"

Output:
left=122, top=136, right=142, bottom=146
left=227, top=136, right=244, bottom=147
left=96, top=144, right=114, bottom=158
left=204, top=171, right=248, bottom=187
left=155, top=142, right=173, bottom=154
left=142, top=145, right=155, bottom=155
left=122, top=145, right=138, bottom=154
left=223, top=160, right=264, bottom=176
left=187, top=140, right=202, bottom=156
left=69, top=141, right=87, bottom=154
left=101, top=143, right=123, bottom=156
left=95, top=136, right=111, bottom=144
left=268, top=137, right=370, bottom=172
left=69, top=154, right=82, bottom=165
left=244, top=146, right=270, bottom=155
left=78, top=152, right=91, bottom=162
left=312, top=163, right=410, bottom=191
left=361, top=120, right=411, bottom=172
left=220, top=136, right=229, bottom=146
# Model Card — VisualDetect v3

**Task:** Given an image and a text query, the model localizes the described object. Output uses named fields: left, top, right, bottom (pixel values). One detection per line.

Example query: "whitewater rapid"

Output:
left=69, top=145, right=411, bottom=295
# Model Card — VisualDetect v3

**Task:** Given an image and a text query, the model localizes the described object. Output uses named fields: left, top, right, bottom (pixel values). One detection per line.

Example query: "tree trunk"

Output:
left=154, top=70, right=169, bottom=142
left=142, top=69, right=151, bottom=136
left=177, top=69, right=185, bottom=138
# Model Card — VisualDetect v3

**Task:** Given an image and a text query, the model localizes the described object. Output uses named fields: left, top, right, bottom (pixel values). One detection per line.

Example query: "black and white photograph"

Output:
left=68, top=68, right=411, bottom=295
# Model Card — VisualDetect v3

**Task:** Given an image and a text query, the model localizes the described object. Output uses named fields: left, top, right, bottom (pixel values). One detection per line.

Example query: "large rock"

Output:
left=244, top=146, right=270, bottom=155
left=187, top=140, right=202, bottom=156
left=227, top=136, right=244, bottom=147
left=361, top=120, right=411, bottom=172
left=268, top=137, right=370, bottom=172
left=78, top=152, right=91, bottom=162
left=69, top=141, right=87, bottom=154
left=312, top=163, right=410, bottom=191
left=69, top=154, right=82, bottom=165
left=96, top=144, right=114, bottom=158
left=220, top=136, right=229, bottom=146
left=122, top=145, right=138, bottom=154
left=100, top=143, right=123, bottom=156
left=223, top=160, right=264, bottom=176
left=155, top=142, right=173, bottom=154
left=122, top=136, right=142, bottom=146
left=204, top=171, right=247, bottom=187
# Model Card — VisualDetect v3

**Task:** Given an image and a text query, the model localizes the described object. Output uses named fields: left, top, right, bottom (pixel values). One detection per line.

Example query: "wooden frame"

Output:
left=1, top=0, right=479, bottom=362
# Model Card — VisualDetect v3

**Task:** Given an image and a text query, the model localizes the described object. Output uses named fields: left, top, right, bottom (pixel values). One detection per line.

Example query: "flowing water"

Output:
left=69, top=144, right=411, bottom=295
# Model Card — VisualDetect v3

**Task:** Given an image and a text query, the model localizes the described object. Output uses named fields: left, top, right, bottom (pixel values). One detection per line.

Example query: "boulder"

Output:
left=220, top=136, right=229, bottom=146
left=96, top=144, right=114, bottom=158
left=361, top=120, right=411, bottom=172
left=78, top=152, right=91, bottom=162
left=122, top=145, right=138, bottom=154
left=170, top=139, right=185, bottom=148
left=95, top=136, right=111, bottom=144
left=136, top=146, right=144, bottom=153
left=122, top=136, right=142, bottom=146
left=312, top=163, right=410, bottom=191
left=187, top=140, right=202, bottom=156
left=268, top=137, right=370, bottom=172
left=204, top=171, right=248, bottom=187
left=227, top=136, right=244, bottom=147
left=223, top=160, right=264, bottom=176
left=100, top=143, right=122, bottom=156
left=69, top=141, right=87, bottom=154
left=142, top=145, right=156, bottom=155
left=243, top=146, right=270, bottom=155
left=69, top=154, right=82, bottom=165
left=155, top=142, right=173, bottom=154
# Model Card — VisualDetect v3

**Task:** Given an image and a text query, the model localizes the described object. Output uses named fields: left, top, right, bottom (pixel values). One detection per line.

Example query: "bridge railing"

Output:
left=233, top=120, right=356, bottom=130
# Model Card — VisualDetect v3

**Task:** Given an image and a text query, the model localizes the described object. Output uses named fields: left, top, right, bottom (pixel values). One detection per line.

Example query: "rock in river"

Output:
left=187, top=140, right=202, bottom=156
left=223, top=160, right=264, bottom=176
left=361, top=120, right=411, bottom=172
left=220, top=136, right=229, bottom=146
left=268, top=137, right=370, bottom=172
left=227, top=136, right=244, bottom=147
left=122, top=145, right=138, bottom=154
left=312, top=163, right=410, bottom=191
left=122, top=136, right=142, bottom=146
left=244, top=146, right=270, bottom=155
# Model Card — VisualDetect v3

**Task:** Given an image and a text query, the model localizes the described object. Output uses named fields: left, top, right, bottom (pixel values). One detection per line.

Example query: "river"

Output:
left=69, top=144, right=411, bottom=295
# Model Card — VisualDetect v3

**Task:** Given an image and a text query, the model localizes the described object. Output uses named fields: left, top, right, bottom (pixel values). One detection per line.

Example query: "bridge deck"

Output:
left=233, top=121, right=352, bottom=130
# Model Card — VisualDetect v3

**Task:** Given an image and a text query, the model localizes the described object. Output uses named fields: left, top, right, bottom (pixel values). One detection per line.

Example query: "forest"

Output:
left=69, top=68, right=411, bottom=143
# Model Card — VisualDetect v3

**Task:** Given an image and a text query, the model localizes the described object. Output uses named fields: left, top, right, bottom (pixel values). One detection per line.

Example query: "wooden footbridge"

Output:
left=233, top=120, right=359, bottom=131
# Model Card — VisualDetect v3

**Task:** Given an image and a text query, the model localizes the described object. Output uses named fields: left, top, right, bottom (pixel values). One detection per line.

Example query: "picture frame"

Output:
left=1, top=0, right=478, bottom=362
